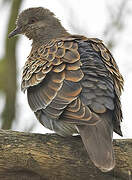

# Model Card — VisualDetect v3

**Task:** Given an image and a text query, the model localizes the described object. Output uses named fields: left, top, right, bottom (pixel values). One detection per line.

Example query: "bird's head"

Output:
left=9, top=7, right=68, bottom=44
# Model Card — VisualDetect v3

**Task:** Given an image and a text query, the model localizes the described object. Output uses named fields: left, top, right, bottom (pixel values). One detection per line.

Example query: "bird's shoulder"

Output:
left=22, top=35, right=85, bottom=120
left=21, top=35, right=84, bottom=92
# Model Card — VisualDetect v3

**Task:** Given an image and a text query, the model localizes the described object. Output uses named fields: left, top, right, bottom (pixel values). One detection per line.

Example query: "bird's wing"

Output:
left=22, top=36, right=101, bottom=125
left=21, top=35, right=123, bottom=131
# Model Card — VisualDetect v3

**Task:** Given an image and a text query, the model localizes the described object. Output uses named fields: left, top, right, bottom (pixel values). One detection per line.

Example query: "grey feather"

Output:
left=77, top=111, right=115, bottom=172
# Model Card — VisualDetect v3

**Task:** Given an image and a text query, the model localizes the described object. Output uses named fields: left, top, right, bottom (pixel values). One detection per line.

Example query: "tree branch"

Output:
left=0, top=130, right=131, bottom=180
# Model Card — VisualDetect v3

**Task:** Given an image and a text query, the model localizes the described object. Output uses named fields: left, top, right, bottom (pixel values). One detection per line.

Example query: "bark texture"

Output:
left=0, top=130, right=131, bottom=180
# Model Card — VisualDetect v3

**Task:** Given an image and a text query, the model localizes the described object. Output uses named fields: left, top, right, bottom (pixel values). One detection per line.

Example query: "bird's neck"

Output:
left=31, top=27, right=70, bottom=51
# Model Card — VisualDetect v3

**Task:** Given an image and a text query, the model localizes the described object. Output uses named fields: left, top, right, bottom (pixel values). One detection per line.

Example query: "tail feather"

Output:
left=77, top=112, right=115, bottom=172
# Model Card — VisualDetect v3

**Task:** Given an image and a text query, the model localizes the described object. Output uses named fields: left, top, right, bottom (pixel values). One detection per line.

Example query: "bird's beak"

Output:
left=8, top=26, right=21, bottom=38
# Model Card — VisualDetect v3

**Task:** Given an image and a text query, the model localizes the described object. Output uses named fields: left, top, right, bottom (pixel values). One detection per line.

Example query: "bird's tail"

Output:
left=77, top=113, right=115, bottom=172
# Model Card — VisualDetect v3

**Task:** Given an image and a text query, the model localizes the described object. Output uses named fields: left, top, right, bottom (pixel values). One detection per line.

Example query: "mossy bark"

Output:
left=0, top=130, right=131, bottom=180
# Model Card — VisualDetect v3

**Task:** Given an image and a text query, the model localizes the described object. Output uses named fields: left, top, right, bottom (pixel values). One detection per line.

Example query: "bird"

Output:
left=9, top=7, right=124, bottom=172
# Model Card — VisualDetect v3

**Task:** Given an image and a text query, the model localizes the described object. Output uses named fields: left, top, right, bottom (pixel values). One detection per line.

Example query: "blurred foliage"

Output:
left=0, top=0, right=22, bottom=129
left=104, top=0, right=129, bottom=50
left=0, top=0, right=10, bottom=6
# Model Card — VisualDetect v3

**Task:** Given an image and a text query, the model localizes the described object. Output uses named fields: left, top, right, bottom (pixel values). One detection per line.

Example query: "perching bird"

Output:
left=9, top=7, right=124, bottom=172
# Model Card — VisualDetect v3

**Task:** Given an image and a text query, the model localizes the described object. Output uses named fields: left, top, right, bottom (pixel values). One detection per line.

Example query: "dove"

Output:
left=9, top=7, right=124, bottom=172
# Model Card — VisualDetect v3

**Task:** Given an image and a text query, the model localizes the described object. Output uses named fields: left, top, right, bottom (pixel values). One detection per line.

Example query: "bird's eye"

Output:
left=28, top=17, right=37, bottom=24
